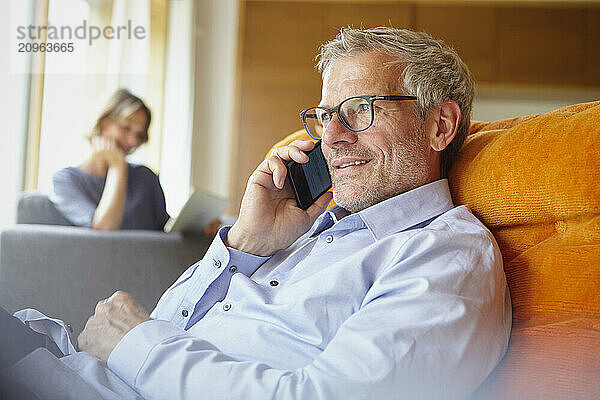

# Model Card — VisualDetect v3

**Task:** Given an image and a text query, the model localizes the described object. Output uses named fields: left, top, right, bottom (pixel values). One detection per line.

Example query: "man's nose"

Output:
left=321, top=114, right=358, bottom=148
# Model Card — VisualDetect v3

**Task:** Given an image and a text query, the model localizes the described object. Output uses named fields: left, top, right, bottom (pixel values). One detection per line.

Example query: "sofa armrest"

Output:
left=0, top=224, right=210, bottom=336
left=17, top=191, right=72, bottom=225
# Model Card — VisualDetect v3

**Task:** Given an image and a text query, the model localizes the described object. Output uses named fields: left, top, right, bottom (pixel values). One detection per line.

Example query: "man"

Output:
left=2, top=27, right=511, bottom=399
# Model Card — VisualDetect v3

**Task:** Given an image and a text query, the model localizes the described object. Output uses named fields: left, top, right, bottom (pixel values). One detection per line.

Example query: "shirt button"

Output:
left=229, top=265, right=237, bottom=273
left=270, top=280, right=279, bottom=287
left=213, top=260, right=222, bottom=268
left=325, top=235, right=334, bottom=243
left=223, top=303, right=232, bottom=311
left=181, top=309, right=189, bottom=317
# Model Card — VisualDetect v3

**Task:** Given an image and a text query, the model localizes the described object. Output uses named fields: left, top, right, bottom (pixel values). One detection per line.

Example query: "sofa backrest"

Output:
left=17, top=192, right=72, bottom=226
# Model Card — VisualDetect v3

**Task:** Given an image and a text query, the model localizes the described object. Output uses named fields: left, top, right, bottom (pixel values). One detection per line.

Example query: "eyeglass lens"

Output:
left=306, top=97, right=373, bottom=139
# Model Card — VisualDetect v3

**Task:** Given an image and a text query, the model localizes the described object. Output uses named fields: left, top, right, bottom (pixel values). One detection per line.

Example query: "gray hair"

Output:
left=89, top=88, right=151, bottom=143
left=316, top=27, right=474, bottom=176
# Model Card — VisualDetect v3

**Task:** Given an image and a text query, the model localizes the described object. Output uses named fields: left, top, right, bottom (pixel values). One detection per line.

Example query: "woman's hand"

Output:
left=226, top=140, right=333, bottom=256
left=91, top=136, right=126, bottom=170
left=88, top=136, right=128, bottom=230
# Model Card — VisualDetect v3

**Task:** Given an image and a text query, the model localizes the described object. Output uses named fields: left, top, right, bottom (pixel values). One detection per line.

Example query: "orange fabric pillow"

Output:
left=452, top=101, right=600, bottom=399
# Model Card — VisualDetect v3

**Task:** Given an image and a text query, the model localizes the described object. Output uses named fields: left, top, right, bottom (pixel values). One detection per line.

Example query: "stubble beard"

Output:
left=329, top=125, right=430, bottom=213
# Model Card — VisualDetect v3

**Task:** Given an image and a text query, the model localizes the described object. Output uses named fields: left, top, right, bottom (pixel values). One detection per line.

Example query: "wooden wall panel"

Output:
left=496, top=7, right=587, bottom=85
left=587, top=8, right=600, bottom=86
left=415, top=6, right=496, bottom=82
left=233, top=2, right=325, bottom=212
left=325, top=3, right=412, bottom=34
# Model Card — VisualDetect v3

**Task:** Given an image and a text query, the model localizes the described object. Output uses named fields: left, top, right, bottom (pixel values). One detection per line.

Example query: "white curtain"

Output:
left=0, top=0, right=30, bottom=228
left=105, top=0, right=151, bottom=96
left=158, top=0, right=195, bottom=217
left=105, top=0, right=151, bottom=166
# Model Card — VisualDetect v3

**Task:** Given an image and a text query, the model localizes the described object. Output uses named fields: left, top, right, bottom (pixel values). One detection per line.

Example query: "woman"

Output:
left=52, top=89, right=169, bottom=230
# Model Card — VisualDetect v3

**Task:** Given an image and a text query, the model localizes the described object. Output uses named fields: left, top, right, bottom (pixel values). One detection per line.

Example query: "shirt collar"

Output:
left=310, top=179, right=454, bottom=240
left=359, top=179, right=454, bottom=240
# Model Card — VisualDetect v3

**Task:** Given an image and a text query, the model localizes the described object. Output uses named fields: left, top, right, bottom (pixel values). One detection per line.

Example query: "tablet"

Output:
left=164, top=189, right=229, bottom=234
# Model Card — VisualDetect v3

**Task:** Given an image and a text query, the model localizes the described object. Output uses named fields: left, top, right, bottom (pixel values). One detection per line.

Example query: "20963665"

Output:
left=18, top=42, right=74, bottom=53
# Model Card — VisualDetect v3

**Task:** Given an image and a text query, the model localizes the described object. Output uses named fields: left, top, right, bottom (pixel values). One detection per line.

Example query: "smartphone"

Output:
left=286, top=140, right=332, bottom=210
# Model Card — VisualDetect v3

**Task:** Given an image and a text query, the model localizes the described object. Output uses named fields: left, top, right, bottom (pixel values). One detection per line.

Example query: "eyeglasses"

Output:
left=299, top=95, right=418, bottom=140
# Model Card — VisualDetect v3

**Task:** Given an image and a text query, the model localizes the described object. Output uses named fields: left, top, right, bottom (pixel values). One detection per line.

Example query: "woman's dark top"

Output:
left=51, top=163, right=169, bottom=230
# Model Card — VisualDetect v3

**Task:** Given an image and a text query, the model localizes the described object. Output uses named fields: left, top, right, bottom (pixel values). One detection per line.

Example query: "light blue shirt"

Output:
left=12, top=179, right=509, bottom=399
left=102, top=179, right=511, bottom=399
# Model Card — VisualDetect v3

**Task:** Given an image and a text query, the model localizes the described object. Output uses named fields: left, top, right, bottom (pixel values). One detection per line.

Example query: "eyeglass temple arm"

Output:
left=372, top=95, right=418, bottom=101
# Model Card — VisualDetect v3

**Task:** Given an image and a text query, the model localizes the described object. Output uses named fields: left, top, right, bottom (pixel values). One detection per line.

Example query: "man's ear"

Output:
left=430, top=100, right=461, bottom=152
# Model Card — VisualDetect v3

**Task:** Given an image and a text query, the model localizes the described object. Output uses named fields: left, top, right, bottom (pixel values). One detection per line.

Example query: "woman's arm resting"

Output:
left=91, top=162, right=128, bottom=230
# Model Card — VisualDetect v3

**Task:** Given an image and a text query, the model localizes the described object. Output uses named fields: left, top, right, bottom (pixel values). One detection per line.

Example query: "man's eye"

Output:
left=321, top=113, right=332, bottom=122
left=358, top=103, right=370, bottom=112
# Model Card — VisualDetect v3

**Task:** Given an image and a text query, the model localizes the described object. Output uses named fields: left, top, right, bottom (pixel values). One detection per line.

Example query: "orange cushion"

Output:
left=450, top=101, right=600, bottom=399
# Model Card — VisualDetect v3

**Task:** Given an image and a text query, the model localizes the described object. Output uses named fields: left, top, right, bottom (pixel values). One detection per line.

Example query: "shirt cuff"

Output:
left=107, top=319, right=186, bottom=388
left=218, top=226, right=270, bottom=274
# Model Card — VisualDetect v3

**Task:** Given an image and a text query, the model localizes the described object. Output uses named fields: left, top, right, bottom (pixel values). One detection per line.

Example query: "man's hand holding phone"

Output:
left=226, top=140, right=333, bottom=257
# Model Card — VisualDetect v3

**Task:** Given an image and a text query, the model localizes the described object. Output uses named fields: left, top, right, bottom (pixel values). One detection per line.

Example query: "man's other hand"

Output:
left=78, top=291, right=151, bottom=362
left=227, top=140, right=333, bottom=257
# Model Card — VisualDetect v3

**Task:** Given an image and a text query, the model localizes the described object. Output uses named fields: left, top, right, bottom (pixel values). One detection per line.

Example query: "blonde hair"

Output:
left=316, top=27, right=474, bottom=176
left=89, top=88, right=151, bottom=143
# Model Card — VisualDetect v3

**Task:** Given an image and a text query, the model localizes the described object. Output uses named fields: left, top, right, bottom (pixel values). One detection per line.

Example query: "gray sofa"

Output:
left=0, top=192, right=211, bottom=336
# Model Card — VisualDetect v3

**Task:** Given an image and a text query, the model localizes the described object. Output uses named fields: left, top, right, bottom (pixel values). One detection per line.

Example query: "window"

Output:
left=37, top=0, right=91, bottom=193
left=36, top=0, right=156, bottom=193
